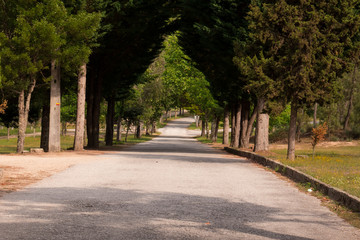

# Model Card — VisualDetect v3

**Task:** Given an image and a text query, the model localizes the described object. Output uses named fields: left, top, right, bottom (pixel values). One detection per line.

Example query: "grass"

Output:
left=100, top=133, right=156, bottom=147
left=0, top=126, right=41, bottom=137
left=271, top=146, right=360, bottom=199
left=0, top=135, right=75, bottom=154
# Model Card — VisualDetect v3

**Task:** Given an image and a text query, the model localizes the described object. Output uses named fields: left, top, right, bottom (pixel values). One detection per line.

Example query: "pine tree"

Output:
left=246, top=0, right=360, bottom=159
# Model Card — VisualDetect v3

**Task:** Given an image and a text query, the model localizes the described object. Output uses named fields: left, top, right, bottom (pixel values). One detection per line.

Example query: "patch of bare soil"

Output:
left=0, top=150, right=112, bottom=197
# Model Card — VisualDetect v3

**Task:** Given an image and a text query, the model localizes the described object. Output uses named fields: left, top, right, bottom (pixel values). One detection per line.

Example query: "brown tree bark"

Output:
left=223, top=105, right=230, bottom=145
left=74, top=63, right=87, bottom=151
left=230, top=106, right=236, bottom=146
left=287, top=102, right=298, bottom=160
left=344, top=66, right=357, bottom=130
left=254, top=98, right=269, bottom=152
left=151, top=121, right=156, bottom=134
left=231, top=103, right=241, bottom=148
left=116, top=116, right=122, bottom=141
left=17, top=77, right=36, bottom=153
left=296, top=108, right=304, bottom=142
left=201, top=117, right=206, bottom=137
left=136, top=122, right=142, bottom=139
left=49, top=60, right=61, bottom=152
left=105, top=98, right=115, bottom=146
left=40, top=103, right=50, bottom=152
left=205, top=119, right=209, bottom=139
left=210, top=118, right=216, bottom=142
left=240, top=101, right=258, bottom=149
left=86, top=68, right=102, bottom=149
left=313, top=103, right=318, bottom=127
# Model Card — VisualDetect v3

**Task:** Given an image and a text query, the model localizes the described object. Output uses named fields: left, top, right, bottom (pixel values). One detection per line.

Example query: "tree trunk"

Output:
left=201, top=117, right=206, bottom=137
left=62, top=122, right=67, bottom=136
left=151, top=121, right=156, bottom=134
left=232, top=103, right=241, bottom=148
left=49, top=60, right=61, bottom=152
left=195, top=115, right=200, bottom=128
left=230, top=106, right=236, bottom=146
left=125, top=124, right=130, bottom=142
left=205, top=120, right=209, bottom=139
left=40, top=103, right=50, bottom=152
left=17, top=77, right=36, bottom=153
left=17, top=90, right=26, bottom=153
left=136, top=122, right=142, bottom=139
left=165, top=110, right=168, bottom=121
left=74, top=63, right=87, bottom=151
left=254, top=98, right=269, bottom=152
left=116, top=116, right=122, bottom=141
left=296, top=108, right=304, bottom=142
left=145, top=124, right=150, bottom=136
left=240, top=101, right=258, bottom=149
left=86, top=68, right=102, bottom=149
left=105, top=98, right=115, bottom=146
left=344, top=66, right=357, bottom=130
left=210, top=118, right=216, bottom=142
left=313, top=102, right=318, bottom=127
left=175, top=110, right=177, bottom=119
left=223, top=105, right=230, bottom=145
left=7, top=127, right=10, bottom=141
left=254, top=113, right=269, bottom=152
left=214, top=117, right=220, bottom=142
left=287, top=102, right=298, bottom=160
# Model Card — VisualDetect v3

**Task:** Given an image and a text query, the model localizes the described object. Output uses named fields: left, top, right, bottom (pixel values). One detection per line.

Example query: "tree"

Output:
left=178, top=0, right=251, bottom=147
left=246, top=0, right=360, bottom=159
left=0, top=0, right=64, bottom=153
left=87, top=0, right=178, bottom=148
left=311, top=122, right=327, bottom=159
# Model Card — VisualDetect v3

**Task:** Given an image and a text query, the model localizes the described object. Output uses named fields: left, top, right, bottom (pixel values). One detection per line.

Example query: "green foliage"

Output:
left=269, top=104, right=291, bottom=131
left=178, top=0, right=251, bottom=105
left=162, top=34, right=220, bottom=118
left=61, top=91, right=77, bottom=123
left=245, top=0, right=360, bottom=107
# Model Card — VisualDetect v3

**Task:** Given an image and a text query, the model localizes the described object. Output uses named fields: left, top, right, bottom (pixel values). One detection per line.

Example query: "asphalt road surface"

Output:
left=0, top=117, right=359, bottom=240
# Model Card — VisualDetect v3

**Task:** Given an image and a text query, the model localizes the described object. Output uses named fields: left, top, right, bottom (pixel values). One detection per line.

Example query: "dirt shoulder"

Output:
left=0, top=150, right=113, bottom=197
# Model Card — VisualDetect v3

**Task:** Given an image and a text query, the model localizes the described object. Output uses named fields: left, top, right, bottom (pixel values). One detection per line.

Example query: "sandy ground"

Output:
left=0, top=150, right=112, bottom=196
left=0, top=118, right=358, bottom=239
left=0, top=135, right=358, bottom=197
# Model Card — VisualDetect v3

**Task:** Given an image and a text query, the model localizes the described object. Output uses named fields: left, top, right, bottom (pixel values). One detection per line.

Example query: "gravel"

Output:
left=0, top=117, right=359, bottom=239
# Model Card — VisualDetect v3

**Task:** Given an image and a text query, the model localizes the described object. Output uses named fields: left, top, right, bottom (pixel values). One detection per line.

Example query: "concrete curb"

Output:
left=224, top=147, right=360, bottom=212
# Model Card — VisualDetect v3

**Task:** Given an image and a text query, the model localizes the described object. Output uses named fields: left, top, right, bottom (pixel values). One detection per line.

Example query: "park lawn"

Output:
left=0, top=135, right=75, bottom=154
left=271, top=146, right=360, bottom=199
left=0, top=126, right=41, bottom=137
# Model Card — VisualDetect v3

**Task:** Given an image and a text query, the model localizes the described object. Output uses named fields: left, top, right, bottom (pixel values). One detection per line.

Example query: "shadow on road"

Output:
left=0, top=187, right=318, bottom=240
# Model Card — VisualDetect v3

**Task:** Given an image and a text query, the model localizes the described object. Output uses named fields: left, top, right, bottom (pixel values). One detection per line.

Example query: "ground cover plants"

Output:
left=272, top=144, right=360, bottom=199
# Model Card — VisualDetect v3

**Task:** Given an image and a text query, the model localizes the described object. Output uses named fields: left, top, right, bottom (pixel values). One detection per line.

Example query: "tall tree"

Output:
left=246, top=0, right=360, bottom=159
left=0, top=0, right=64, bottom=153
left=87, top=0, right=178, bottom=148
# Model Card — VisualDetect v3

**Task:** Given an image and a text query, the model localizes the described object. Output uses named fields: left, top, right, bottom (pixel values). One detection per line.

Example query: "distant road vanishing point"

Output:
left=0, top=117, right=359, bottom=240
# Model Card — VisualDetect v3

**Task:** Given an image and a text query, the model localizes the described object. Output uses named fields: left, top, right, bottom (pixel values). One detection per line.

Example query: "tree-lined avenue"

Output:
left=0, top=118, right=358, bottom=239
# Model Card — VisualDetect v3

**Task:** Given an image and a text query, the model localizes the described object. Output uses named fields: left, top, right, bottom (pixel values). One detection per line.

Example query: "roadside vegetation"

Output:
left=272, top=145, right=360, bottom=199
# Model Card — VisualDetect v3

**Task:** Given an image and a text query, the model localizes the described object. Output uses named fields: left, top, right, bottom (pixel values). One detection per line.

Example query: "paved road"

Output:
left=0, top=118, right=359, bottom=240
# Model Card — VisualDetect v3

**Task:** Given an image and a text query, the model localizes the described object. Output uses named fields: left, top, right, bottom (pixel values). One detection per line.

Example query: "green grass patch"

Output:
left=196, top=132, right=224, bottom=144
left=0, top=135, right=75, bottom=154
left=271, top=146, right=360, bottom=199
left=188, top=122, right=199, bottom=130
left=112, top=134, right=155, bottom=145
left=0, top=126, right=41, bottom=137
